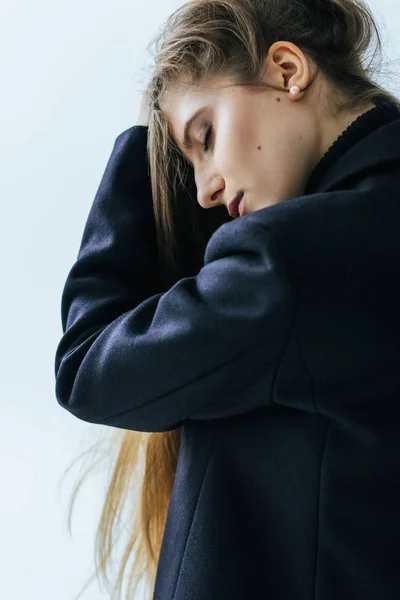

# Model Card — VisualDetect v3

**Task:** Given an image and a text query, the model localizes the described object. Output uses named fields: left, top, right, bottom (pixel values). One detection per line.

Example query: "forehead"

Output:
left=161, top=83, right=214, bottom=120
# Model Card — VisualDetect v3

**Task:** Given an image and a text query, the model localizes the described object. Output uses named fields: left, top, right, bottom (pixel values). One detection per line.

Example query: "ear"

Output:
left=262, top=41, right=312, bottom=96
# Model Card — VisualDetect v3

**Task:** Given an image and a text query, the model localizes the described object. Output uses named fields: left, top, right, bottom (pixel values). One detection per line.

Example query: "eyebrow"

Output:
left=182, top=106, right=208, bottom=152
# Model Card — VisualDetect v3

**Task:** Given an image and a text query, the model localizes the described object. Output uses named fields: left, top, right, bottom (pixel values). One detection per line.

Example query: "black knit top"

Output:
left=304, top=99, right=400, bottom=195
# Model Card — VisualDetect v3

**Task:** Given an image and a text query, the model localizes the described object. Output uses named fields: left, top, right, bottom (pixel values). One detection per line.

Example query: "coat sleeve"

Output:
left=54, top=126, right=295, bottom=432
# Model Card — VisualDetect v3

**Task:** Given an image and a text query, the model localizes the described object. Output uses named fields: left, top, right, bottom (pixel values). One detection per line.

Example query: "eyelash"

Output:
left=202, top=124, right=213, bottom=153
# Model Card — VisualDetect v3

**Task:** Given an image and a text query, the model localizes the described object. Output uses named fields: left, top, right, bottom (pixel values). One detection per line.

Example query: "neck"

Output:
left=316, top=102, right=376, bottom=167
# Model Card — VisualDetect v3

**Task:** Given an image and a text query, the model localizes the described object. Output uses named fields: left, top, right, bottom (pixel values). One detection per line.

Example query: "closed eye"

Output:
left=202, top=124, right=213, bottom=153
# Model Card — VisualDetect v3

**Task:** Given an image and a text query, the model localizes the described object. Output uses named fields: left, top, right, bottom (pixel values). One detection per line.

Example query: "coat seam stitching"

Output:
left=293, top=324, right=318, bottom=413
left=172, top=431, right=222, bottom=600
left=313, top=421, right=332, bottom=600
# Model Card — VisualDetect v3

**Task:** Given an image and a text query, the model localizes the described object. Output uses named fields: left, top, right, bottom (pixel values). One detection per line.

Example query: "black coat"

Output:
left=54, top=101, right=400, bottom=599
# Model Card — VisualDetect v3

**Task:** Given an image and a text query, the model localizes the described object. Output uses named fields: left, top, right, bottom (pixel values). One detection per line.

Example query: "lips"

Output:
left=238, top=196, right=245, bottom=217
left=228, top=191, right=245, bottom=217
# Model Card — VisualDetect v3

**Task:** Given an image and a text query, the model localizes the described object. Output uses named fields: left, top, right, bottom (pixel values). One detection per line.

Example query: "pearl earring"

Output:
left=289, top=85, right=300, bottom=96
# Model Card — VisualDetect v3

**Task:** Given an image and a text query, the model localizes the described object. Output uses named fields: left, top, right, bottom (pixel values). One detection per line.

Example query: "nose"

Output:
left=197, top=178, right=225, bottom=209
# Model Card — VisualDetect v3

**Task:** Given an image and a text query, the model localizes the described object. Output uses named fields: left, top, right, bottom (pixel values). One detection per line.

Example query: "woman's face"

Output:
left=160, top=45, right=321, bottom=218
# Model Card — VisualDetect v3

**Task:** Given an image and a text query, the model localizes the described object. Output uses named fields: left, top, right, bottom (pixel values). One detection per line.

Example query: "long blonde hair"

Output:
left=61, top=1, right=400, bottom=598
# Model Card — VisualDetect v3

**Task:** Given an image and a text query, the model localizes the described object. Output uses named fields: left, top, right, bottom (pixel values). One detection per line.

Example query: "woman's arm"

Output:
left=54, top=127, right=295, bottom=432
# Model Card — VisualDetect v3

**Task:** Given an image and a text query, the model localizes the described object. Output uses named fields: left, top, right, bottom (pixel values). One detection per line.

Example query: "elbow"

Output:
left=54, top=326, right=110, bottom=424
left=55, top=355, right=100, bottom=425
left=54, top=337, right=110, bottom=425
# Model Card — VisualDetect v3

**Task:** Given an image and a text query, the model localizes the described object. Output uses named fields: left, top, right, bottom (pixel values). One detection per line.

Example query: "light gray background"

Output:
left=1, top=1, right=399, bottom=599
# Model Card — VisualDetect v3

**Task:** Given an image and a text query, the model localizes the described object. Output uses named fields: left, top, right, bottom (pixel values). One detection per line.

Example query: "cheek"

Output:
left=220, top=126, right=255, bottom=169
left=235, top=117, right=274, bottom=167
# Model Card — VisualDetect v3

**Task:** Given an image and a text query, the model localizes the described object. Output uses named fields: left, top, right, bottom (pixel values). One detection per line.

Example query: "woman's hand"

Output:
left=136, top=82, right=151, bottom=126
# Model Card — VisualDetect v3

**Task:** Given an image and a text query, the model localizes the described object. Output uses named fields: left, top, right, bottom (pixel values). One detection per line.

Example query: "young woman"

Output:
left=54, top=1, right=400, bottom=599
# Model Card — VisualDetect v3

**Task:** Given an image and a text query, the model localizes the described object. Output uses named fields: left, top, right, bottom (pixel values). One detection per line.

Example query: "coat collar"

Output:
left=305, top=100, right=400, bottom=195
